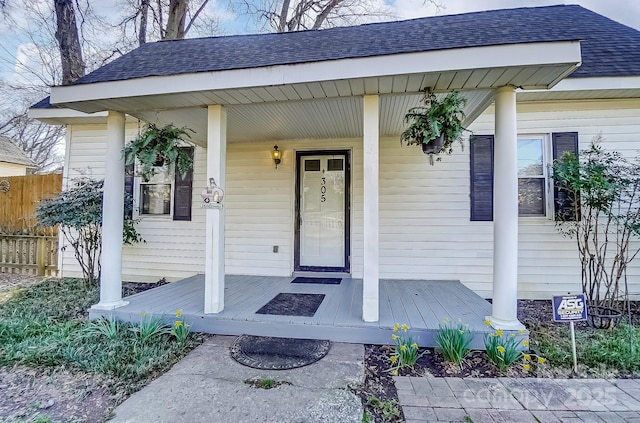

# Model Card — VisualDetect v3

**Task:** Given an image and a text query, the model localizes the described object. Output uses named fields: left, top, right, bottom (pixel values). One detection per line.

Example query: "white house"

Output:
left=0, top=136, right=37, bottom=176
left=30, top=5, right=640, bottom=340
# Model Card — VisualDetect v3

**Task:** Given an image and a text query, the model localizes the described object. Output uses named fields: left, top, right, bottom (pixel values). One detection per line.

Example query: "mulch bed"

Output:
left=354, top=299, right=640, bottom=423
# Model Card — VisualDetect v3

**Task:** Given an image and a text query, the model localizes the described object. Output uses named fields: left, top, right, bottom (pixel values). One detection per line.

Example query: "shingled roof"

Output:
left=69, top=4, right=640, bottom=87
left=0, top=136, right=36, bottom=168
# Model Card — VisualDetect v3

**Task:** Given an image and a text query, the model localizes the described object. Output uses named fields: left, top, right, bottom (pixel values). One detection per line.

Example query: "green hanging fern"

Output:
left=400, top=89, right=467, bottom=162
left=123, top=123, right=194, bottom=179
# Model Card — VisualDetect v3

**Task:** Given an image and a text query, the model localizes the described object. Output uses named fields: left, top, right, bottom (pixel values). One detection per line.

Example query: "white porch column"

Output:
left=489, top=86, right=524, bottom=330
left=204, top=105, right=227, bottom=313
left=363, top=95, right=379, bottom=322
left=93, top=111, right=127, bottom=310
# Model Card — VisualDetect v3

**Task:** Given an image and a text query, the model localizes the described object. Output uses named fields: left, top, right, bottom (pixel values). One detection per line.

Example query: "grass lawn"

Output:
left=0, top=277, right=204, bottom=422
left=531, top=322, right=640, bottom=377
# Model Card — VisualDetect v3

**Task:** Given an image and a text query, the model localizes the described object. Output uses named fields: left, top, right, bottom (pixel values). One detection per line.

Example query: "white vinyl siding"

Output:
left=224, top=139, right=363, bottom=277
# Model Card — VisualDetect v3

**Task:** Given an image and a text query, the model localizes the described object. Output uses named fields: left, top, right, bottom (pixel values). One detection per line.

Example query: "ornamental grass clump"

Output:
left=388, top=323, right=426, bottom=374
left=483, top=320, right=546, bottom=373
left=130, top=312, right=169, bottom=344
left=435, top=318, right=473, bottom=366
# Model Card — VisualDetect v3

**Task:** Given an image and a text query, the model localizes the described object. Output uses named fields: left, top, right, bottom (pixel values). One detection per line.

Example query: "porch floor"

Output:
left=92, top=275, right=515, bottom=349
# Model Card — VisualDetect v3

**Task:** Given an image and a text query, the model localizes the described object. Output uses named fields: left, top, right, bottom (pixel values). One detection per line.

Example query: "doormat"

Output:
left=291, top=277, right=342, bottom=285
left=230, top=335, right=331, bottom=370
left=256, top=293, right=325, bottom=317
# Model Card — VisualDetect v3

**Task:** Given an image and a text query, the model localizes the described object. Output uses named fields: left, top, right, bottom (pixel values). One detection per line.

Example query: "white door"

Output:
left=298, top=154, right=347, bottom=269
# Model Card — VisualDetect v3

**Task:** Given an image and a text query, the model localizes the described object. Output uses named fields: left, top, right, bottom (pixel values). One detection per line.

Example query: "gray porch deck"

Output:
left=93, top=275, right=510, bottom=349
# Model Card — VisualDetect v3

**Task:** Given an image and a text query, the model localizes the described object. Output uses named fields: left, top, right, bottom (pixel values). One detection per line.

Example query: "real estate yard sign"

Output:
left=552, top=294, right=588, bottom=373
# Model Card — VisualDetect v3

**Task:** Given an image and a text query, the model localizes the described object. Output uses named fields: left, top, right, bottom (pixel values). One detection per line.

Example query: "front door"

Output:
left=295, top=151, right=350, bottom=272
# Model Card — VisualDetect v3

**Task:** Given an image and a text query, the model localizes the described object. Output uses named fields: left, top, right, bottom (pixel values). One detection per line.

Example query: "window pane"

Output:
left=518, top=178, right=545, bottom=215
left=141, top=184, right=171, bottom=215
left=327, top=159, right=344, bottom=171
left=305, top=159, right=320, bottom=171
left=517, top=139, right=543, bottom=176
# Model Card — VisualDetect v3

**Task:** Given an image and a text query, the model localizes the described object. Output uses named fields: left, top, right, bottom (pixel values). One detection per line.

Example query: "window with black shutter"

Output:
left=132, top=146, right=194, bottom=221
left=124, top=162, right=135, bottom=220
left=470, top=135, right=494, bottom=221
left=173, top=146, right=194, bottom=221
left=552, top=132, right=579, bottom=221
left=470, top=132, right=579, bottom=222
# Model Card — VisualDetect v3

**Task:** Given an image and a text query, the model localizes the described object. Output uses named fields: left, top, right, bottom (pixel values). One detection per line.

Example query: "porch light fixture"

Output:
left=271, top=145, right=282, bottom=169
left=201, top=178, right=224, bottom=204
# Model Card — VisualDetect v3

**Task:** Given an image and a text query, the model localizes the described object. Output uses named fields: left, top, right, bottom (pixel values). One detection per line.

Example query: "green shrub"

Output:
left=435, top=319, right=472, bottom=366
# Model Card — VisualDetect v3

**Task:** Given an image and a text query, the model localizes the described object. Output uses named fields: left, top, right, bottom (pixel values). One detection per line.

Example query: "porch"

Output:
left=90, top=275, right=520, bottom=349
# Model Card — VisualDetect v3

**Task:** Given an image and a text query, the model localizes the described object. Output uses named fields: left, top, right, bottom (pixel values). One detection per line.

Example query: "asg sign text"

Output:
left=552, top=294, right=588, bottom=322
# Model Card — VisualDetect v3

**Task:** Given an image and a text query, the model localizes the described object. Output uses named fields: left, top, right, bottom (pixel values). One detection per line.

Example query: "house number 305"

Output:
left=321, top=177, right=327, bottom=202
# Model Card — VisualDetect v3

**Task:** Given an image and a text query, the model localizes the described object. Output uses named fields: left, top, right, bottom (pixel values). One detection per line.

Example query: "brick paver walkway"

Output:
left=394, top=377, right=640, bottom=423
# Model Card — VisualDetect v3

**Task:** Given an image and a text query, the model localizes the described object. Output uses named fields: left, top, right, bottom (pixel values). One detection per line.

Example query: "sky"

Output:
left=1, top=0, right=640, bottom=87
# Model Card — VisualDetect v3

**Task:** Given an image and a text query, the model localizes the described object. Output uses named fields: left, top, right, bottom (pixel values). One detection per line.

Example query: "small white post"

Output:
left=570, top=321, right=578, bottom=373
left=488, top=86, right=524, bottom=330
left=204, top=105, right=227, bottom=314
left=92, top=110, right=128, bottom=310
left=363, top=95, right=379, bottom=322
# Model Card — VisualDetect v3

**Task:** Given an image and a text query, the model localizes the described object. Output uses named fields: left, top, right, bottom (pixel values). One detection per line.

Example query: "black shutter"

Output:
left=124, top=162, right=135, bottom=220
left=552, top=132, right=579, bottom=221
left=173, top=147, right=194, bottom=221
left=470, top=135, right=494, bottom=221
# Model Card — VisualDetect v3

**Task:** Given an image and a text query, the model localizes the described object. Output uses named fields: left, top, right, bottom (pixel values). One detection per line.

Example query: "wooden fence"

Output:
left=0, top=235, right=58, bottom=276
left=0, top=173, right=62, bottom=236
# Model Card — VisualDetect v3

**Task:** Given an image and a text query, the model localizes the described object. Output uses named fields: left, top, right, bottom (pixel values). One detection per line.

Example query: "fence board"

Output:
left=0, top=173, right=61, bottom=236
left=0, top=235, right=58, bottom=276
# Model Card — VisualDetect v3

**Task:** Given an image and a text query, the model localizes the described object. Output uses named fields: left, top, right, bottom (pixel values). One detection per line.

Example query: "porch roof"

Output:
left=41, top=5, right=597, bottom=118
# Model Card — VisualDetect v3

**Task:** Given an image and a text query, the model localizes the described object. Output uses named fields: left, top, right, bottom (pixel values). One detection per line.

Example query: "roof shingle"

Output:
left=0, top=136, right=37, bottom=168
left=70, top=4, right=640, bottom=86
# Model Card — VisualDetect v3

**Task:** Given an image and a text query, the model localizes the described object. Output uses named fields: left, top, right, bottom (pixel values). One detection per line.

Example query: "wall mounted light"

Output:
left=271, top=145, right=282, bottom=169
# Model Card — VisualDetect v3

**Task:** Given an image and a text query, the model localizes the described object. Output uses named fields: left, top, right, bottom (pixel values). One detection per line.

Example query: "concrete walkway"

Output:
left=109, top=336, right=364, bottom=423
left=395, top=376, right=640, bottom=423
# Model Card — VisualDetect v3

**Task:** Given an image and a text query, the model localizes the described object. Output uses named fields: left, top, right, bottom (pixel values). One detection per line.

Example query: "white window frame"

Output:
left=133, top=161, right=175, bottom=220
left=517, top=134, right=553, bottom=219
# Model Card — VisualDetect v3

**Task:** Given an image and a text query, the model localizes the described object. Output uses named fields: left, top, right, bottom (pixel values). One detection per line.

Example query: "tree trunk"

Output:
left=54, top=0, right=85, bottom=84
left=139, top=0, right=150, bottom=45
left=164, top=0, right=188, bottom=40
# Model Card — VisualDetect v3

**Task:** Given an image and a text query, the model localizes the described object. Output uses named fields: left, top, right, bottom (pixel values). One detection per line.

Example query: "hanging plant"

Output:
left=123, top=123, right=194, bottom=179
left=400, top=89, right=467, bottom=164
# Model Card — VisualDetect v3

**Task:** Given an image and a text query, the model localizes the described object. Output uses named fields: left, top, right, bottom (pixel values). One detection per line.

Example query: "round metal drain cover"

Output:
left=230, top=335, right=331, bottom=370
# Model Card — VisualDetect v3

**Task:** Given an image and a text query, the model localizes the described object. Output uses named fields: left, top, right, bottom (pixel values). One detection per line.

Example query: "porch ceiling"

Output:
left=131, top=90, right=494, bottom=146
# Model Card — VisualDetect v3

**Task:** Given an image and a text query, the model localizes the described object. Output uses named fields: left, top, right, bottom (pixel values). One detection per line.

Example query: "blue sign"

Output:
left=552, top=294, right=588, bottom=322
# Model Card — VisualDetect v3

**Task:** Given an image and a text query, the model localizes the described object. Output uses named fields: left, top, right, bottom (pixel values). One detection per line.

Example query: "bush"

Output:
left=35, top=178, right=142, bottom=283
left=435, top=319, right=472, bottom=366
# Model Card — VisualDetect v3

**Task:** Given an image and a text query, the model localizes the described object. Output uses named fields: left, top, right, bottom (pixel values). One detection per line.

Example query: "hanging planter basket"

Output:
left=400, top=89, right=467, bottom=164
left=587, top=306, right=622, bottom=329
left=123, top=123, right=194, bottom=180
left=421, top=134, right=445, bottom=155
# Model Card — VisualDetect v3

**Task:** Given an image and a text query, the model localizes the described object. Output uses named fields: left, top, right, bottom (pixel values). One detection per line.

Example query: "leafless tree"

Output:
left=54, top=0, right=85, bottom=84
left=118, top=0, right=215, bottom=48
left=241, top=0, right=442, bottom=32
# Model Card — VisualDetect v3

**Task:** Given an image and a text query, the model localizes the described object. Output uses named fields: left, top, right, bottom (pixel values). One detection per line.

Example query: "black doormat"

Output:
left=256, top=293, right=325, bottom=317
left=230, top=335, right=331, bottom=369
left=291, top=277, right=342, bottom=285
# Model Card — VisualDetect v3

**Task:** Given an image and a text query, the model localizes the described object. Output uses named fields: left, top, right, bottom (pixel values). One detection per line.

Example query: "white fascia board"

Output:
left=529, top=76, right=640, bottom=92
left=50, top=41, right=582, bottom=107
left=28, top=107, right=108, bottom=120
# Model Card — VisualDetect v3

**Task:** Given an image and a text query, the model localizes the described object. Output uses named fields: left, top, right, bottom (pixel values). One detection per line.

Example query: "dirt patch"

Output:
left=0, top=274, right=176, bottom=423
left=0, top=365, right=115, bottom=423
